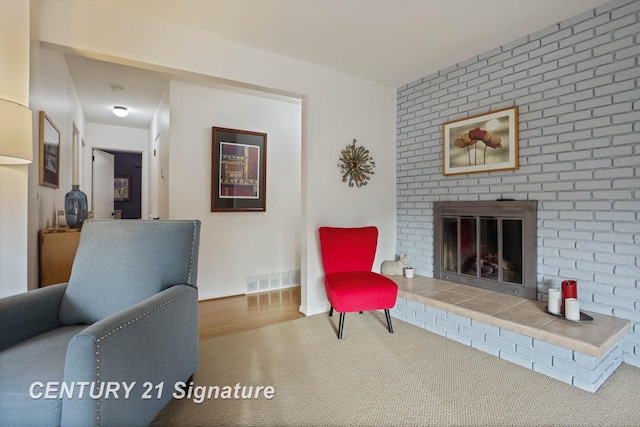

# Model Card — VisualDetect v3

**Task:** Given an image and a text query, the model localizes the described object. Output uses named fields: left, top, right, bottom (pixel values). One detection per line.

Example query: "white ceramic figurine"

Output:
left=381, top=254, right=410, bottom=276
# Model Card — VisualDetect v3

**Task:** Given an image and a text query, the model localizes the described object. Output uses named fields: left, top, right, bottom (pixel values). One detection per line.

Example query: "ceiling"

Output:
left=65, top=0, right=611, bottom=129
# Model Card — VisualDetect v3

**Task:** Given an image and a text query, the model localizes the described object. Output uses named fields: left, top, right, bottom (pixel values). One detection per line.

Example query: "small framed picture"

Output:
left=443, top=106, right=519, bottom=176
left=39, top=111, right=61, bottom=188
left=211, top=127, right=267, bottom=212
left=114, top=176, right=131, bottom=202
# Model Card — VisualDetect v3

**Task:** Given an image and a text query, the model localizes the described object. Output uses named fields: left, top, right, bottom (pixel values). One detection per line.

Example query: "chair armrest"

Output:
left=61, top=285, right=198, bottom=427
left=0, top=283, right=67, bottom=351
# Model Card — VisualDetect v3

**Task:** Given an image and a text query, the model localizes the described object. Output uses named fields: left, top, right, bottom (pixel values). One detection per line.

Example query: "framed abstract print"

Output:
left=211, top=127, right=267, bottom=212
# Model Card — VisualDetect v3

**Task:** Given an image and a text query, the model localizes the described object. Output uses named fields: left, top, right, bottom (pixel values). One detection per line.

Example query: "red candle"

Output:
left=561, top=280, right=578, bottom=315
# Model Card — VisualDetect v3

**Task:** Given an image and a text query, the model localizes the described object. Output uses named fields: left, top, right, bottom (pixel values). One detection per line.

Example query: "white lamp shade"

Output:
left=0, top=99, right=33, bottom=164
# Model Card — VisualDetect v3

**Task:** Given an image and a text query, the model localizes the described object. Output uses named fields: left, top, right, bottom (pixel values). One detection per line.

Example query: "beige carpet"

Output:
left=152, top=312, right=640, bottom=426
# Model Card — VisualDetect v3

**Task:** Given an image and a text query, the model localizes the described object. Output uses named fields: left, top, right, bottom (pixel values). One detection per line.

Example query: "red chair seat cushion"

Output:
left=324, top=271, right=398, bottom=313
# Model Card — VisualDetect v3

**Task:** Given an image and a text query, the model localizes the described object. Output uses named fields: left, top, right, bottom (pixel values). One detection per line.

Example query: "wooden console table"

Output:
left=39, top=226, right=82, bottom=287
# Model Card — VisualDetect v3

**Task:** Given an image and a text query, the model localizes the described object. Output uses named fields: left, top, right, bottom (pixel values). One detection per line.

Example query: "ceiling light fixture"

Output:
left=113, top=106, right=128, bottom=117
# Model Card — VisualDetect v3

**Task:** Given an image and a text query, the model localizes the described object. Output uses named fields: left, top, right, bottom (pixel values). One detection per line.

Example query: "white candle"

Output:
left=565, top=298, right=580, bottom=321
left=548, top=289, right=561, bottom=315
left=404, top=267, right=414, bottom=278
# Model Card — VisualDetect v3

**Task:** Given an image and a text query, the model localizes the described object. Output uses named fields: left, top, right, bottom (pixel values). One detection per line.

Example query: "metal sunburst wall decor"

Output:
left=338, top=139, right=375, bottom=188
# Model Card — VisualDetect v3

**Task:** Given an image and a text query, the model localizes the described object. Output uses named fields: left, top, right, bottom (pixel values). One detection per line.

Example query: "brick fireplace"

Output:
left=396, top=1, right=639, bottom=370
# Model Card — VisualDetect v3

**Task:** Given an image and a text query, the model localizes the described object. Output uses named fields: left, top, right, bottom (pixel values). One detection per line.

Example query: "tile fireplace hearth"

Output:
left=388, top=275, right=630, bottom=392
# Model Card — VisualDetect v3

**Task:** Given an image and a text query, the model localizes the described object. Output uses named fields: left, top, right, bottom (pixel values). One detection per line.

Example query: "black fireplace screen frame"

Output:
left=433, top=200, right=537, bottom=300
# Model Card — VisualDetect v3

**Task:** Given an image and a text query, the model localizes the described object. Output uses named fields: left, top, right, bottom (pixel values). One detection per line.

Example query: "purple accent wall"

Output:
left=109, top=151, right=142, bottom=219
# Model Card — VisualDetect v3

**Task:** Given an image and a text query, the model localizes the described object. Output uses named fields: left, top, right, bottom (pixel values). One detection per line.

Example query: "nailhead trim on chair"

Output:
left=186, top=220, right=198, bottom=285
left=79, top=219, right=199, bottom=426
left=92, top=291, right=193, bottom=427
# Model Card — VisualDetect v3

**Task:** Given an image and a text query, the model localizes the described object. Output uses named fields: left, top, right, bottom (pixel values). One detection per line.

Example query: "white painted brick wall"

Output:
left=396, top=0, right=640, bottom=367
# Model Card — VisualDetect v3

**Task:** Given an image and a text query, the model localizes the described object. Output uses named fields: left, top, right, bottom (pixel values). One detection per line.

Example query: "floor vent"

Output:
left=246, top=268, right=301, bottom=294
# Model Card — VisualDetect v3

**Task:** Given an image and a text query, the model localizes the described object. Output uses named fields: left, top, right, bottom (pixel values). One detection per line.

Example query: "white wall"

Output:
left=37, top=0, right=397, bottom=315
left=82, top=123, right=149, bottom=220
left=0, top=0, right=30, bottom=297
left=149, top=84, right=170, bottom=219
left=0, top=167, right=29, bottom=297
left=168, top=81, right=301, bottom=299
left=27, top=44, right=149, bottom=290
left=28, top=36, right=87, bottom=289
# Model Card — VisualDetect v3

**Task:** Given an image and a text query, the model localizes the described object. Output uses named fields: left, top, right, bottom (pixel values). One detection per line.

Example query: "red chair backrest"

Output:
left=318, top=226, right=378, bottom=275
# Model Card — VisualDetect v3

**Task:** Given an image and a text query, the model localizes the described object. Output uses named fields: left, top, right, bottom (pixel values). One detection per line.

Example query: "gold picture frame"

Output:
left=39, top=111, right=61, bottom=188
left=443, top=106, right=519, bottom=176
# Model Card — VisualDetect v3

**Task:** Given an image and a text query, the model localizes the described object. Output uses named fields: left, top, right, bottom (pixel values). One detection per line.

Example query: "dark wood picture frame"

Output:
left=211, top=127, right=267, bottom=212
left=39, top=111, right=61, bottom=189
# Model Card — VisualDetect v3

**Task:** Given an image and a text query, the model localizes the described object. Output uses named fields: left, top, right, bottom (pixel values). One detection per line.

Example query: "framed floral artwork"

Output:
left=442, top=106, right=519, bottom=176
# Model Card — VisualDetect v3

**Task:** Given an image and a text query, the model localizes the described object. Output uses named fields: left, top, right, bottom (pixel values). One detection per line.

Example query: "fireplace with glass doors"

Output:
left=433, top=200, right=537, bottom=300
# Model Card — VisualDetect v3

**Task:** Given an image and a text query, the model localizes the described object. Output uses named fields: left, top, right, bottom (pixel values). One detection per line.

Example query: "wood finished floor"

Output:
left=198, top=286, right=304, bottom=340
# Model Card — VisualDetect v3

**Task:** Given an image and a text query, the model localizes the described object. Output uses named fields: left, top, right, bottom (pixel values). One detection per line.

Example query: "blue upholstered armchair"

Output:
left=0, top=219, right=201, bottom=427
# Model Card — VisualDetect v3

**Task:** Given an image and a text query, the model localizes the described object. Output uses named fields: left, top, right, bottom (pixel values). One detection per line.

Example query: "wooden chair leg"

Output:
left=385, top=309, right=394, bottom=333
left=337, top=312, right=345, bottom=339
left=329, top=306, right=334, bottom=317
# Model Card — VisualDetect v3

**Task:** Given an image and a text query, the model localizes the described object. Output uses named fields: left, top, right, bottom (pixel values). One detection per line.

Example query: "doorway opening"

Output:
left=92, top=149, right=143, bottom=220
left=107, top=150, right=143, bottom=219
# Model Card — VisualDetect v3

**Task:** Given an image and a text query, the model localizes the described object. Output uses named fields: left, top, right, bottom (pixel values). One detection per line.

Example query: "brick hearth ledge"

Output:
left=387, top=275, right=630, bottom=392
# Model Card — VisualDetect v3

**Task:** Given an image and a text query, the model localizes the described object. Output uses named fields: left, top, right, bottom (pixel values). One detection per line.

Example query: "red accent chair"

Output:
left=318, top=226, right=398, bottom=339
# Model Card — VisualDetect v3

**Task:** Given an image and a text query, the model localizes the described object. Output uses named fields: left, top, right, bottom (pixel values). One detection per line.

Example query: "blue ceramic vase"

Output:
left=65, top=184, right=88, bottom=228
